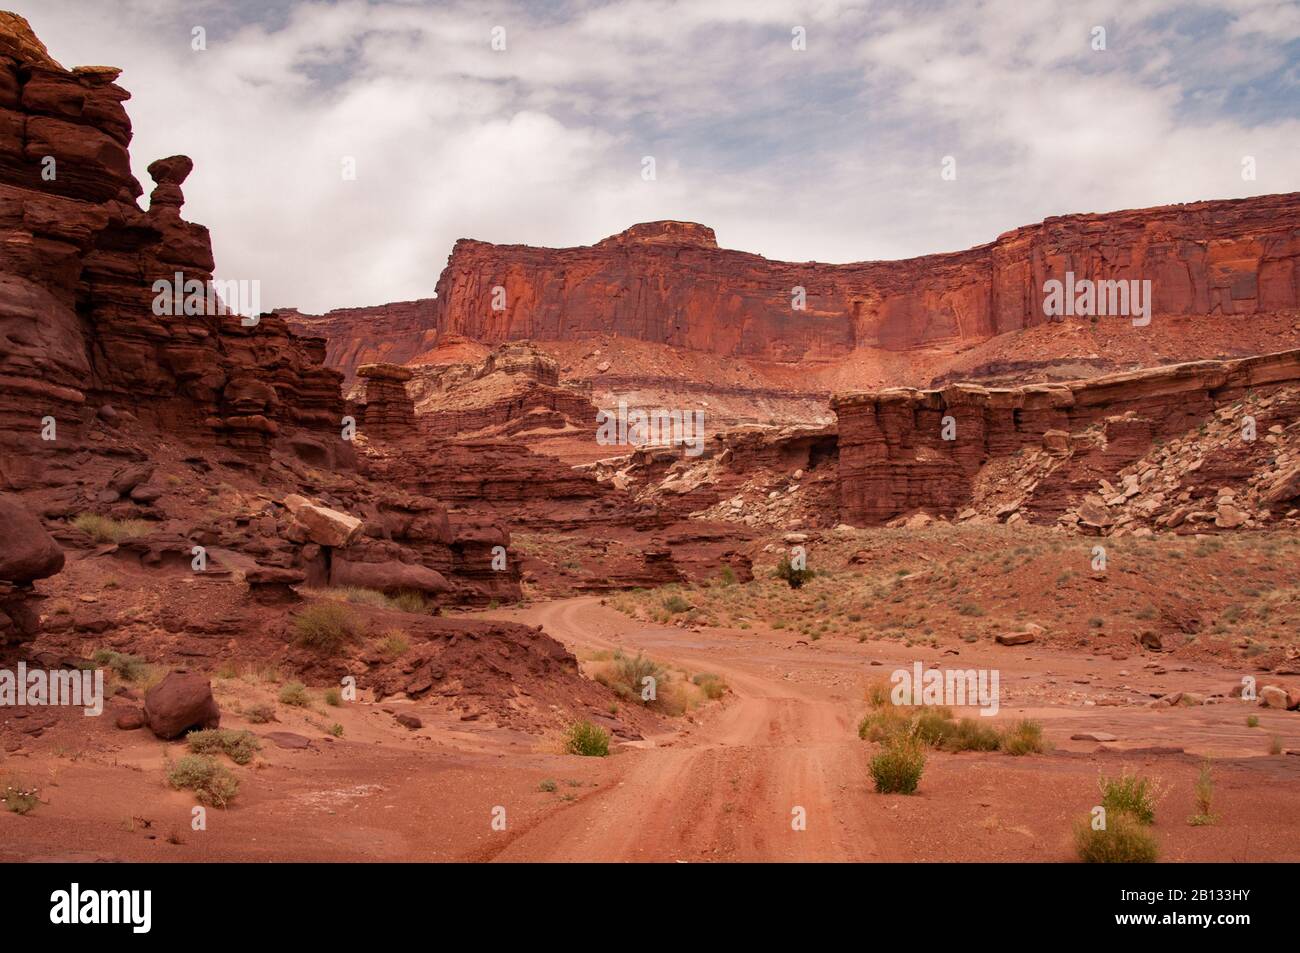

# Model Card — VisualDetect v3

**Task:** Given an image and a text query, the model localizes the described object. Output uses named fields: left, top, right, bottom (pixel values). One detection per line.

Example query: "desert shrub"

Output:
left=693, top=672, right=726, bottom=700
left=564, top=720, right=609, bottom=757
left=1, top=779, right=39, bottom=815
left=719, top=566, right=737, bottom=586
left=328, top=723, right=344, bottom=737
left=538, top=778, right=558, bottom=793
left=858, top=705, right=910, bottom=743
left=1188, top=760, right=1217, bottom=826
left=1246, top=715, right=1259, bottom=728
left=869, top=733, right=926, bottom=795
left=775, top=554, right=814, bottom=589
left=294, top=602, right=362, bottom=654
left=663, top=594, right=692, bottom=614
left=92, top=648, right=148, bottom=682
left=324, top=687, right=342, bottom=707
left=864, top=679, right=893, bottom=709
left=1074, top=812, right=1159, bottom=863
left=278, top=681, right=310, bottom=707
left=601, top=650, right=669, bottom=701
left=186, top=728, right=261, bottom=766
left=166, top=755, right=239, bottom=808
left=245, top=703, right=276, bottom=724
left=388, top=590, right=432, bottom=614
left=72, top=513, right=149, bottom=543
left=943, top=717, right=1002, bottom=752
left=1000, top=719, right=1048, bottom=756
left=1269, top=735, right=1283, bottom=755
left=912, top=707, right=957, bottom=747
left=1099, top=770, right=1163, bottom=825
left=378, top=629, right=410, bottom=659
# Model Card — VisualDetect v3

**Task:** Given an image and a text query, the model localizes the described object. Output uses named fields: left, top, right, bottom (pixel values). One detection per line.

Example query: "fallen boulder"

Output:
left=284, top=494, right=363, bottom=547
left=0, top=493, right=65, bottom=582
left=143, top=671, right=221, bottom=739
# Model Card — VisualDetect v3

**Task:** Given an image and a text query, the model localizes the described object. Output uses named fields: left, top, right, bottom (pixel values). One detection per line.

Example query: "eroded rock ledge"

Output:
left=833, top=348, right=1300, bottom=525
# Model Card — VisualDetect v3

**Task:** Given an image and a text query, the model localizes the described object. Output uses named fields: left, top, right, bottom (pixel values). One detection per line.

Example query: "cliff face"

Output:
left=0, top=13, right=349, bottom=488
left=426, top=198, right=1300, bottom=362
left=832, top=348, right=1300, bottom=525
left=280, top=299, right=439, bottom=386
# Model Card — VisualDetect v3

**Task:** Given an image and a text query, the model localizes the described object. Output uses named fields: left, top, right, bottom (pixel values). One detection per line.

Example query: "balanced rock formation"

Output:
left=0, top=12, right=351, bottom=493
left=353, top=363, right=415, bottom=440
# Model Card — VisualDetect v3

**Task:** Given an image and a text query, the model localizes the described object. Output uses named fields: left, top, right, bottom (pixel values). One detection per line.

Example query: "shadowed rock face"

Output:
left=0, top=13, right=350, bottom=490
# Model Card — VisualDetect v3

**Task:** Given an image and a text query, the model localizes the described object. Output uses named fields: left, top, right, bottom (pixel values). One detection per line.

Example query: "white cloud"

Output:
left=12, top=0, right=1300, bottom=311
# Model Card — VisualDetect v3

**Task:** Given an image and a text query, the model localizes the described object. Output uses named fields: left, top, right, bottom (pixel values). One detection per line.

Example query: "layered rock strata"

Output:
left=833, top=348, right=1300, bottom=525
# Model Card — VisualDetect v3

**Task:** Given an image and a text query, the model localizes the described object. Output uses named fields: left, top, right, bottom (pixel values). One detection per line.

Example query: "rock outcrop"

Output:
left=279, top=299, right=438, bottom=386
left=833, top=348, right=1300, bottom=525
left=0, top=12, right=350, bottom=494
left=353, top=363, right=416, bottom=440
left=0, top=491, right=63, bottom=645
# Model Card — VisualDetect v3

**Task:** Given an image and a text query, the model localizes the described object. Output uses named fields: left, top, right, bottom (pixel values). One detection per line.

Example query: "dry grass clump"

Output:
left=72, top=513, right=150, bottom=543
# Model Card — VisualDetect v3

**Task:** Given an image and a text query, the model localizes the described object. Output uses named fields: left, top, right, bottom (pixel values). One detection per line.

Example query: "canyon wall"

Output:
left=833, top=348, right=1300, bottom=525
left=280, top=299, right=438, bottom=385
left=425, top=198, right=1300, bottom=362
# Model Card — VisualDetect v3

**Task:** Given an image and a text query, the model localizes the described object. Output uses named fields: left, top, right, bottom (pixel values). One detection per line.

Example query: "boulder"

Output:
left=142, top=671, right=221, bottom=739
left=329, top=558, right=451, bottom=595
left=996, top=631, right=1035, bottom=646
left=0, top=494, right=65, bottom=582
left=284, top=495, right=363, bottom=547
left=1259, top=685, right=1291, bottom=710
left=394, top=713, right=422, bottom=730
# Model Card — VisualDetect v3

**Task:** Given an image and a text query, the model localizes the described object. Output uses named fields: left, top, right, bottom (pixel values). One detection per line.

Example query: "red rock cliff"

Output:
left=426, top=198, right=1300, bottom=362
left=280, top=298, right=439, bottom=386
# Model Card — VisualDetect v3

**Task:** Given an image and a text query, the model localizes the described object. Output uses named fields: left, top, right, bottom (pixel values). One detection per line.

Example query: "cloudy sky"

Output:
left=15, top=0, right=1300, bottom=313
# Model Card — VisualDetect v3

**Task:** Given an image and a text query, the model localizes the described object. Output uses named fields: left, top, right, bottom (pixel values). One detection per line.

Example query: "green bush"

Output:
left=1099, top=770, right=1163, bottom=825
left=1074, top=812, right=1159, bottom=863
left=278, top=681, right=310, bottom=707
left=186, top=729, right=261, bottom=766
left=869, top=733, right=926, bottom=795
left=324, top=687, right=342, bottom=707
left=166, top=755, right=239, bottom=808
left=775, top=554, right=814, bottom=589
left=294, top=603, right=362, bottom=654
left=564, top=721, right=610, bottom=757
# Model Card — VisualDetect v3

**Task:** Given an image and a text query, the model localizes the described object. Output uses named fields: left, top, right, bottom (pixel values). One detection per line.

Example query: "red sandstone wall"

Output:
left=426, top=198, right=1300, bottom=362
left=832, top=349, right=1300, bottom=525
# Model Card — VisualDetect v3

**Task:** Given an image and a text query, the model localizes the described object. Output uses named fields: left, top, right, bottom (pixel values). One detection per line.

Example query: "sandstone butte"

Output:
left=283, top=196, right=1300, bottom=382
